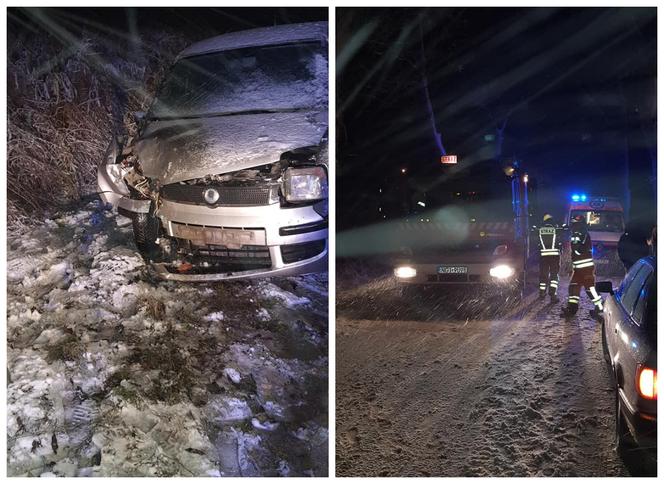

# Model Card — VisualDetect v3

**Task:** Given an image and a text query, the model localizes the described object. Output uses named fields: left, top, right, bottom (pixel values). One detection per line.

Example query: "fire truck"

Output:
left=564, top=194, right=625, bottom=275
left=392, top=158, right=532, bottom=297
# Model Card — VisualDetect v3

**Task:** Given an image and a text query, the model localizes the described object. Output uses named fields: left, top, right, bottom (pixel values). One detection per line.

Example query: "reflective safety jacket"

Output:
left=571, top=230, right=594, bottom=269
left=536, top=223, right=564, bottom=257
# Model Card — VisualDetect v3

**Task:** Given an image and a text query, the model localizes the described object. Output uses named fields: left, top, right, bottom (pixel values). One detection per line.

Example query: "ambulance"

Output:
left=564, top=194, right=625, bottom=275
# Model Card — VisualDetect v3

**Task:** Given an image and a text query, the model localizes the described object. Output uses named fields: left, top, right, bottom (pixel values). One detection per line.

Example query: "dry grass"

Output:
left=7, top=27, right=188, bottom=227
left=141, top=294, right=166, bottom=320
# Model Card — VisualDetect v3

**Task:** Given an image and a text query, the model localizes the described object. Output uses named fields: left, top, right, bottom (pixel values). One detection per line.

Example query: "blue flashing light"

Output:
left=580, top=194, right=587, bottom=202
left=571, top=194, right=580, bottom=202
left=571, top=193, right=588, bottom=202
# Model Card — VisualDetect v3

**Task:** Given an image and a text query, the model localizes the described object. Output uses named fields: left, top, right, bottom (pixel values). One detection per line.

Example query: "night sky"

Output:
left=337, top=7, right=656, bottom=230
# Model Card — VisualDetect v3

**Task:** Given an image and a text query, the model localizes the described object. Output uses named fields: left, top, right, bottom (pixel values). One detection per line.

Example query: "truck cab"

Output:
left=565, top=195, right=625, bottom=275
left=392, top=159, right=530, bottom=295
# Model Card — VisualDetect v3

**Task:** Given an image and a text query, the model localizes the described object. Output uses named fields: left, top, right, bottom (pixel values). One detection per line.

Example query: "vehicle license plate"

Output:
left=437, top=266, right=468, bottom=274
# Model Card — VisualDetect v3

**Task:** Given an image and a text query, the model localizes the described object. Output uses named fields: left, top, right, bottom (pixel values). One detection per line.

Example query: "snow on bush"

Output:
left=7, top=21, right=188, bottom=226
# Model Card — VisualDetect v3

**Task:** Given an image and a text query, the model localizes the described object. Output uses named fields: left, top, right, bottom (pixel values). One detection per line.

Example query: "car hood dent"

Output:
left=135, top=110, right=327, bottom=185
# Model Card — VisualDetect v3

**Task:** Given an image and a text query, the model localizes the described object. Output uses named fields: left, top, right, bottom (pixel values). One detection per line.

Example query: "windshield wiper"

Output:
left=148, top=107, right=314, bottom=121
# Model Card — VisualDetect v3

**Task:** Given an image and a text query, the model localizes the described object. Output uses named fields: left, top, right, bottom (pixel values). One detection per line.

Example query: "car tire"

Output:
left=132, top=203, right=161, bottom=262
left=614, top=387, right=636, bottom=453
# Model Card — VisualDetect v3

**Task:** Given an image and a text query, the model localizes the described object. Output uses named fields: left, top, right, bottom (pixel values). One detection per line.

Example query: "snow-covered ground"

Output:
left=7, top=201, right=328, bottom=477
left=336, top=268, right=656, bottom=477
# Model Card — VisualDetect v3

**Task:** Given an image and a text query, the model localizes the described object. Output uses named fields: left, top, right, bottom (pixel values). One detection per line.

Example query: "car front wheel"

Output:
left=132, top=202, right=161, bottom=262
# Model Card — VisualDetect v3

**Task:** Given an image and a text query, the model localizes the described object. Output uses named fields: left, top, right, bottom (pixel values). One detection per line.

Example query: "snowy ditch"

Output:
left=7, top=201, right=328, bottom=477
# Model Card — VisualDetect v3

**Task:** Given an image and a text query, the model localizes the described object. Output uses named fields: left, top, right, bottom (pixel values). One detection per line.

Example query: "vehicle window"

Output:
left=618, top=261, right=643, bottom=295
left=570, top=210, right=624, bottom=232
left=632, top=272, right=653, bottom=325
left=150, top=42, right=327, bottom=119
left=619, top=263, right=652, bottom=318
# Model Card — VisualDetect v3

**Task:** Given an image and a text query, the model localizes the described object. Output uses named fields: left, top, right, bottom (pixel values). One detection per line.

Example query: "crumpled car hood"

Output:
left=134, top=110, right=327, bottom=185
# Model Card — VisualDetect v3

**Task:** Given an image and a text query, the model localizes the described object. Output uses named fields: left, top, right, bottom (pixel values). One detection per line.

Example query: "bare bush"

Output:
left=7, top=28, right=188, bottom=226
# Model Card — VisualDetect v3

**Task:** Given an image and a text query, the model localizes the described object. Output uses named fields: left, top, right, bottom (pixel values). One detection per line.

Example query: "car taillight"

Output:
left=637, top=367, right=657, bottom=400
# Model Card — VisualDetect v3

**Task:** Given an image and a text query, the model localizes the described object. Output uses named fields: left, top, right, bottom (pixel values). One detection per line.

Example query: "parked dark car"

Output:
left=597, top=256, right=657, bottom=453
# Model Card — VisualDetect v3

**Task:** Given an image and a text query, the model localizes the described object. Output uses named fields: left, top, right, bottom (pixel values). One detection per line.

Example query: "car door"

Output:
left=611, top=261, right=654, bottom=400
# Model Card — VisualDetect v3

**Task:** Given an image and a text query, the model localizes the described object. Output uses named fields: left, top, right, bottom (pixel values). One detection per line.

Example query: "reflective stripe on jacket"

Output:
left=538, top=224, right=563, bottom=256
left=570, top=231, right=594, bottom=269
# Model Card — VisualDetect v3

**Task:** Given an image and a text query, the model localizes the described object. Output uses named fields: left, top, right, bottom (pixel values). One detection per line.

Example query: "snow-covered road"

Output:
left=336, top=270, right=656, bottom=477
left=7, top=201, right=328, bottom=477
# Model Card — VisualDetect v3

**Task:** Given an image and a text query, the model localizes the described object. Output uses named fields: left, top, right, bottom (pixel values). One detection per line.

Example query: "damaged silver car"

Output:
left=98, top=22, right=328, bottom=281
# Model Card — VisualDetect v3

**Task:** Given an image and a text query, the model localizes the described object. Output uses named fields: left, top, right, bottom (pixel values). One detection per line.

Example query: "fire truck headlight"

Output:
left=394, top=266, right=417, bottom=279
left=489, top=264, right=515, bottom=279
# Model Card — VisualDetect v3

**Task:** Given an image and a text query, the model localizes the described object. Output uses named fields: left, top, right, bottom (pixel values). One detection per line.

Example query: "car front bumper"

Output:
left=393, top=260, right=522, bottom=285
left=99, top=183, right=328, bottom=280
left=158, top=198, right=327, bottom=280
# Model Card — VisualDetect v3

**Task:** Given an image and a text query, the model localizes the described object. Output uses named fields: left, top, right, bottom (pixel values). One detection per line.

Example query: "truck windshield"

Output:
left=571, top=210, right=624, bottom=232
left=407, top=160, right=514, bottom=221
left=149, top=42, right=327, bottom=119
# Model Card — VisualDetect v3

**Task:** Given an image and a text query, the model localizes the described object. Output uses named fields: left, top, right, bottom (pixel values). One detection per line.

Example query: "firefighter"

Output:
left=535, top=214, right=563, bottom=301
left=563, top=215, right=604, bottom=318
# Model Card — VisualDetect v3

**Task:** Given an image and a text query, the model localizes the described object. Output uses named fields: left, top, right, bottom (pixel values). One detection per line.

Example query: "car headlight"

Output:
left=489, top=264, right=515, bottom=279
left=282, top=166, right=328, bottom=202
left=394, top=266, right=417, bottom=279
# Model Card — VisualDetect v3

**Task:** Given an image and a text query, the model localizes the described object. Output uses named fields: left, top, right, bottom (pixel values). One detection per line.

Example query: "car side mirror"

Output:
left=596, top=281, right=613, bottom=294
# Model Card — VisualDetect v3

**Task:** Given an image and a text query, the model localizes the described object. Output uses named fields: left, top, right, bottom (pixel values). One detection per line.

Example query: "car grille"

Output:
left=281, top=240, right=326, bottom=264
left=161, top=183, right=279, bottom=207
left=195, top=244, right=271, bottom=262
left=168, top=244, right=272, bottom=274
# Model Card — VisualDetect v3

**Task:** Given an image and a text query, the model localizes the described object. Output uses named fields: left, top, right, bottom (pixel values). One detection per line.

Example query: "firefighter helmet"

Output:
left=543, top=214, right=553, bottom=223
left=571, top=215, right=587, bottom=233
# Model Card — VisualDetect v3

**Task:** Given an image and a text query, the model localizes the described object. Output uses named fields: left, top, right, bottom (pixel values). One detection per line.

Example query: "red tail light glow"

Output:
left=637, top=367, right=657, bottom=400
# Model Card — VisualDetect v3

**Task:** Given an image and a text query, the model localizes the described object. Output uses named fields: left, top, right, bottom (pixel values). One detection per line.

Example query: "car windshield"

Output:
left=571, top=210, right=624, bottom=232
left=149, top=42, right=327, bottom=119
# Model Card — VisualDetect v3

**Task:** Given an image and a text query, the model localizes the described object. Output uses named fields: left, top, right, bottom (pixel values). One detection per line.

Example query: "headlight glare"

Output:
left=394, top=266, right=417, bottom=279
left=489, top=264, right=515, bottom=279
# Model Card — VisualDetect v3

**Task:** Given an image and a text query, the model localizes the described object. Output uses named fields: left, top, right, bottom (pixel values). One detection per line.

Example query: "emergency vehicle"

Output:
left=564, top=195, right=625, bottom=275
left=392, top=158, right=531, bottom=297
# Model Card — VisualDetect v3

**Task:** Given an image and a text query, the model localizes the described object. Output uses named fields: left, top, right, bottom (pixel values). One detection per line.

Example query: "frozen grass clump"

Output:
left=7, top=25, right=188, bottom=226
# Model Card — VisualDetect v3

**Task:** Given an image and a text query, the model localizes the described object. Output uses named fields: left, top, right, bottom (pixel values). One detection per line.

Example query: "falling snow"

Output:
left=335, top=261, right=655, bottom=477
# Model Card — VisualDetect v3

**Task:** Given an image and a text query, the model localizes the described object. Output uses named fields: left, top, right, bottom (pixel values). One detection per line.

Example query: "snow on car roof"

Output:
left=179, top=21, right=328, bottom=58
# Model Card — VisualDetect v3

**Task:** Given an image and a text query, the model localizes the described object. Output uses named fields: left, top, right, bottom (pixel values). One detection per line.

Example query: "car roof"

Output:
left=178, top=21, right=328, bottom=59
